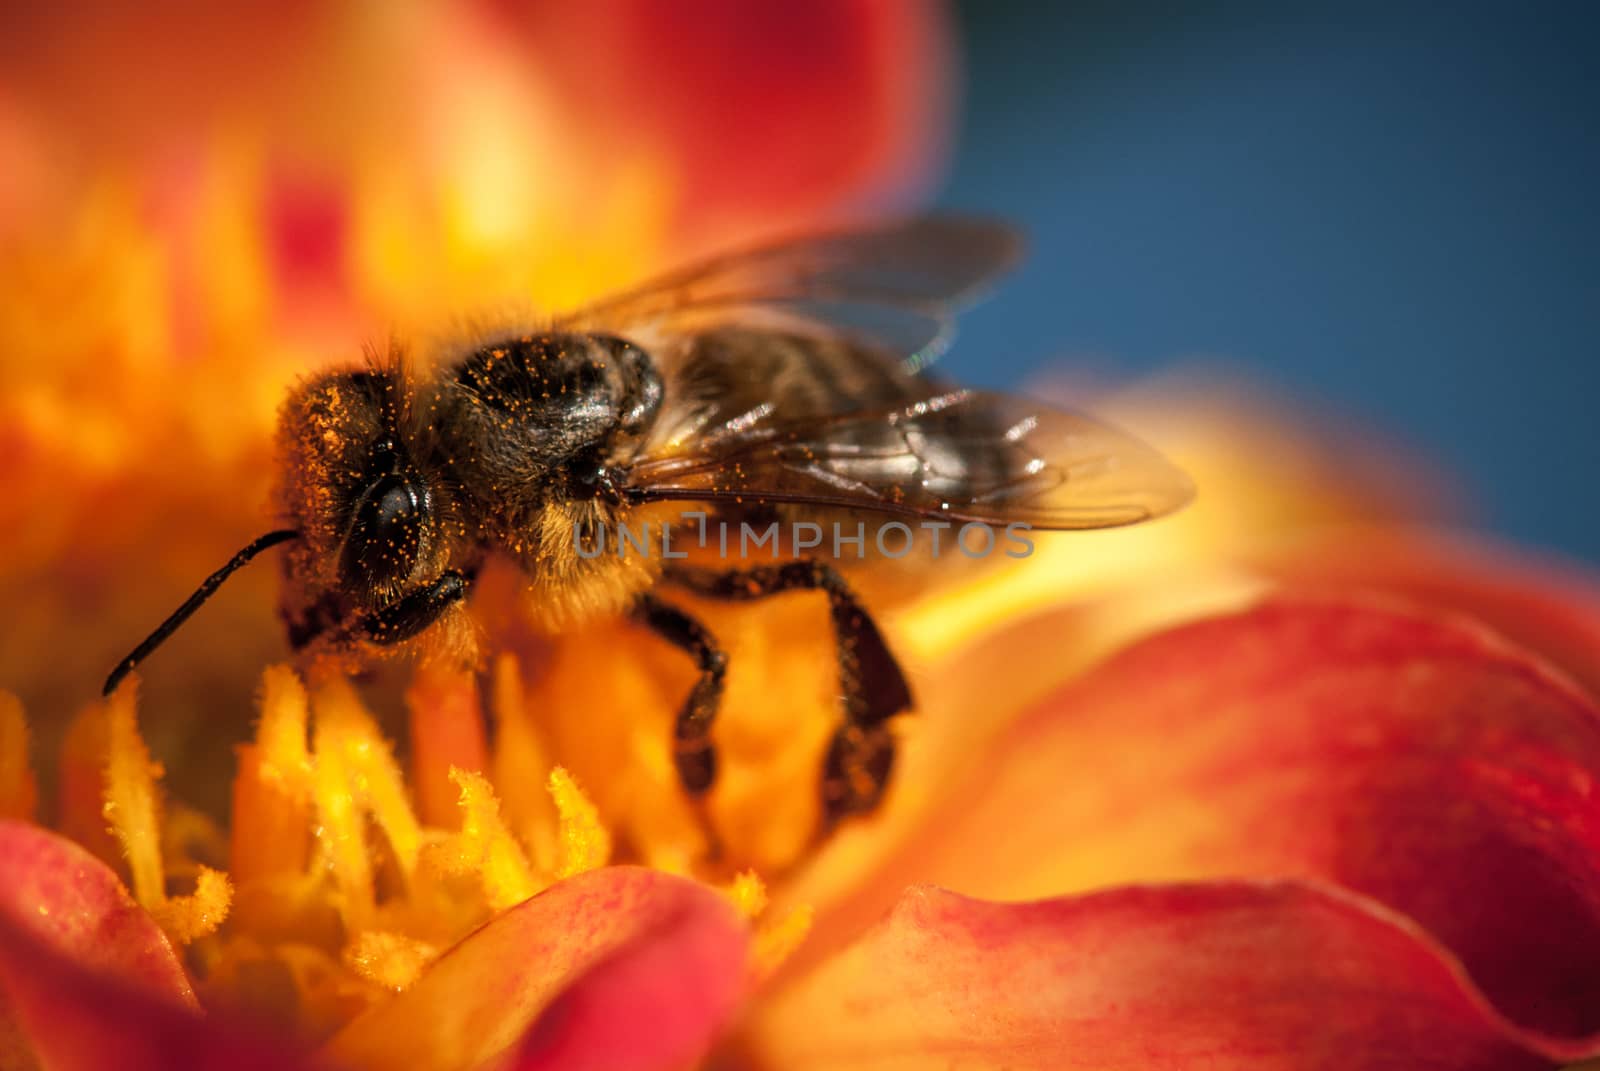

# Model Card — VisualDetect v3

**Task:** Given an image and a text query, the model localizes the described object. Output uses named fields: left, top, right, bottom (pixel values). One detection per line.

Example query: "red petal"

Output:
left=787, top=599, right=1600, bottom=1042
left=0, top=820, right=306, bottom=1069
left=745, top=881, right=1593, bottom=1069
left=0, top=819, right=194, bottom=1007
left=480, top=0, right=948, bottom=243
left=323, top=866, right=750, bottom=1071
left=1261, top=529, right=1600, bottom=699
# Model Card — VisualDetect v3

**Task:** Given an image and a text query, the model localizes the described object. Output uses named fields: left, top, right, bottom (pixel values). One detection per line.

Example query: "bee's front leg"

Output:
left=287, top=571, right=474, bottom=653
left=661, top=562, right=913, bottom=835
left=356, top=571, right=472, bottom=645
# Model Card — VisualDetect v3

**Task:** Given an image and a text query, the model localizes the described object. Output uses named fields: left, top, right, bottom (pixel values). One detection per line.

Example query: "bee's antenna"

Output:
left=102, top=529, right=301, bottom=697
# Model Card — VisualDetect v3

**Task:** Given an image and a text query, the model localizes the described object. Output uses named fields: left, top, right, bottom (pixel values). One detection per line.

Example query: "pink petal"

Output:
left=323, top=866, right=750, bottom=1071
left=786, top=599, right=1600, bottom=1042
left=0, top=819, right=194, bottom=1007
left=744, top=880, right=1593, bottom=1070
left=0, top=820, right=306, bottom=1069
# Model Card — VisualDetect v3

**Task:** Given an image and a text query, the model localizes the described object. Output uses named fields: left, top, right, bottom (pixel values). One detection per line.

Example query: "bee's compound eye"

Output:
left=341, top=473, right=429, bottom=590
left=374, top=481, right=415, bottom=526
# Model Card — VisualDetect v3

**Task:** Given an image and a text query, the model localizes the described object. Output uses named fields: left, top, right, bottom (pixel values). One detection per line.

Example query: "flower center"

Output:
left=15, top=643, right=812, bottom=1044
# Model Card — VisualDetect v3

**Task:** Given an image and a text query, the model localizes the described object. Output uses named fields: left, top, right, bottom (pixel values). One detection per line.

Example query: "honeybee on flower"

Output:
left=104, top=214, right=1190, bottom=846
left=3, top=5, right=1600, bottom=1071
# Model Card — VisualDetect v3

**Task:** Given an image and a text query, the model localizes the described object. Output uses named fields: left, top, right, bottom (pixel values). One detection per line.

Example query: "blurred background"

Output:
left=943, top=2, right=1598, bottom=564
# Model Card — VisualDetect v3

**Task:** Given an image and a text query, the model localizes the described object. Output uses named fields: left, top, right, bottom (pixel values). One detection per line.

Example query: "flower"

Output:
left=8, top=542, right=1600, bottom=1069
left=6, top=5, right=1600, bottom=1071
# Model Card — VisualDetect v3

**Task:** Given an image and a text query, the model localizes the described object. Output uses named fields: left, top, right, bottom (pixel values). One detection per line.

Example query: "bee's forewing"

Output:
left=556, top=216, right=1022, bottom=369
left=575, top=216, right=1191, bottom=530
left=627, top=389, right=1194, bottom=530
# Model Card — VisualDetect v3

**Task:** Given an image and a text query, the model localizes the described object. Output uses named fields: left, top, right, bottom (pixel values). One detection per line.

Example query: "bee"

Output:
left=103, top=217, right=1192, bottom=833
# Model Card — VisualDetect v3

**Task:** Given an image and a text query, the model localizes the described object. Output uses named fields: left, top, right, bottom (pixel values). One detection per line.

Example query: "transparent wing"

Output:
left=624, top=389, right=1195, bottom=530
left=556, top=216, right=1022, bottom=371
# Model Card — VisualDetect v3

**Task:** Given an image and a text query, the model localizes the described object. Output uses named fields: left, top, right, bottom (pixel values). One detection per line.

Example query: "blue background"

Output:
left=942, top=3, right=1598, bottom=563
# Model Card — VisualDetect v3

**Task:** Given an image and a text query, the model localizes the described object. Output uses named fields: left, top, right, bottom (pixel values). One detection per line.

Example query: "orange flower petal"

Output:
left=1261, top=528, right=1600, bottom=699
left=0, top=4, right=328, bottom=157
left=787, top=598, right=1600, bottom=1042
left=744, top=880, right=1596, bottom=1069
left=0, top=819, right=309, bottom=1069
left=323, top=865, right=750, bottom=1071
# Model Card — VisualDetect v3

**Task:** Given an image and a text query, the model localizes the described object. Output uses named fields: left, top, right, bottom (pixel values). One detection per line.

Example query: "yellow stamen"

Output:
left=344, top=930, right=440, bottom=993
left=59, top=701, right=117, bottom=864
left=232, top=666, right=312, bottom=883
left=313, top=679, right=422, bottom=879
left=103, top=682, right=232, bottom=944
left=719, top=870, right=811, bottom=977
left=103, top=682, right=166, bottom=909
left=151, top=866, right=234, bottom=945
left=310, top=707, right=377, bottom=934
left=548, top=766, right=612, bottom=879
left=446, top=767, right=538, bottom=912
left=0, top=690, right=37, bottom=820
left=53, top=653, right=826, bottom=1038
left=488, top=655, right=559, bottom=873
left=726, top=870, right=769, bottom=920
left=256, top=664, right=314, bottom=794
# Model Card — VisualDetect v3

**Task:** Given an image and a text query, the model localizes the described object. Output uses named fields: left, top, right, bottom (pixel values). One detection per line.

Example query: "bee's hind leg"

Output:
left=662, top=562, right=913, bottom=836
left=632, top=592, right=727, bottom=855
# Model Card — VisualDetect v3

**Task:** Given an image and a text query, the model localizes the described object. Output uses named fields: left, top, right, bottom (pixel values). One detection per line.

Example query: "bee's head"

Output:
left=101, top=365, right=460, bottom=695
left=276, top=368, right=447, bottom=613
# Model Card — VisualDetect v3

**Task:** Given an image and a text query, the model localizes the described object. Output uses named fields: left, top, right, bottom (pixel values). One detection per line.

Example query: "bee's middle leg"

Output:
left=662, top=562, right=913, bottom=832
left=632, top=592, right=726, bottom=799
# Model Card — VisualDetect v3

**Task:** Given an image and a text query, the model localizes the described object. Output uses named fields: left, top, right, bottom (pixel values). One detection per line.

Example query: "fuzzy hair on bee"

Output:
left=273, top=331, right=681, bottom=669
